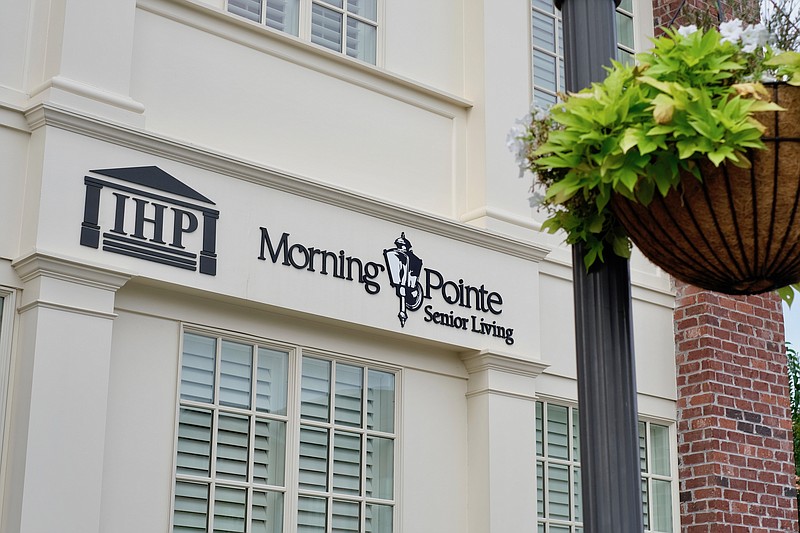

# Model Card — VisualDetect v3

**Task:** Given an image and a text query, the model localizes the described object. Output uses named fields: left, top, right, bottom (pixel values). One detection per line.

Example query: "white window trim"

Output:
left=170, top=324, right=402, bottom=533
left=638, top=414, right=681, bottom=533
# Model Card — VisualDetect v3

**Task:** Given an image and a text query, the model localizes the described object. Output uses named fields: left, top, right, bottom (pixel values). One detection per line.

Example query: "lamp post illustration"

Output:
left=383, top=233, right=424, bottom=327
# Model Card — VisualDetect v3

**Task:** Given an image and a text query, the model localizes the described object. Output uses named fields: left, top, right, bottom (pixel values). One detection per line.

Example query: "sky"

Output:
left=784, top=301, right=800, bottom=350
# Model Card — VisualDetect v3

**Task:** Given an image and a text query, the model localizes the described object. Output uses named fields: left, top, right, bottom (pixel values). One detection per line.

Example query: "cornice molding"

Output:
left=460, top=349, right=550, bottom=378
left=25, top=103, right=552, bottom=263
left=12, top=251, right=132, bottom=291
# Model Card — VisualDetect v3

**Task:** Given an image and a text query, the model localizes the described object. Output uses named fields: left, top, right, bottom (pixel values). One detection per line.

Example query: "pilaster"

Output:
left=24, top=0, right=145, bottom=127
left=2, top=253, right=130, bottom=533
left=461, top=350, right=549, bottom=533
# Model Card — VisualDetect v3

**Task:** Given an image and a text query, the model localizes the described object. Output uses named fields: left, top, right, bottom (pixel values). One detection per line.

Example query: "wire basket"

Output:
left=613, top=83, right=800, bottom=294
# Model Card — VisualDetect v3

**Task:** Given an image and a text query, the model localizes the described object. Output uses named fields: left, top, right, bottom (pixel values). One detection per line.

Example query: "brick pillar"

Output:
left=674, top=281, right=798, bottom=532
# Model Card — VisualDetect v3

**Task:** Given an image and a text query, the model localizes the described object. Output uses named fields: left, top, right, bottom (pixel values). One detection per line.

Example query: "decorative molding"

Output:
left=27, top=76, right=146, bottom=117
left=464, top=388, right=538, bottom=402
left=461, top=349, right=550, bottom=378
left=12, top=251, right=132, bottom=291
left=25, top=103, right=552, bottom=263
left=16, top=299, right=119, bottom=321
left=459, top=206, right=543, bottom=232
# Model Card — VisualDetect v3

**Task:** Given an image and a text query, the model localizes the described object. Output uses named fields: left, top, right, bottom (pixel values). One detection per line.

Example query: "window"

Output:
left=531, top=0, right=635, bottom=106
left=535, top=401, right=676, bottom=533
left=227, top=0, right=379, bottom=64
left=172, top=330, right=397, bottom=533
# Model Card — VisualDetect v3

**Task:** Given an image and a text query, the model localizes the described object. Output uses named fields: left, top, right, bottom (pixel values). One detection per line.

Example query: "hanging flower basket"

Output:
left=612, top=82, right=800, bottom=294
left=508, top=21, right=800, bottom=301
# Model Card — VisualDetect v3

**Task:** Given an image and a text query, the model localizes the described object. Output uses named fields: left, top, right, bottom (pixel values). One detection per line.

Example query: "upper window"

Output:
left=535, top=400, right=676, bottom=533
left=227, top=0, right=379, bottom=64
left=171, top=330, right=397, bottom=533
left=531, top=0, right=635, bottom=106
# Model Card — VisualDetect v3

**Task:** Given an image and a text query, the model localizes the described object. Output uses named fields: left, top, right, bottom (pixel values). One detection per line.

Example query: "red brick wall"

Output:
left=674, top=282, right=798, bottom=532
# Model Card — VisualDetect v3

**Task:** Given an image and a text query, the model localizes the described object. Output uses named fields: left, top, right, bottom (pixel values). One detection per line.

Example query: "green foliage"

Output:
left=779, top=283, right=800, bottom=307
left=532, top=25, right=784, bottom=267
left=787, top=343, right=800, bottom=502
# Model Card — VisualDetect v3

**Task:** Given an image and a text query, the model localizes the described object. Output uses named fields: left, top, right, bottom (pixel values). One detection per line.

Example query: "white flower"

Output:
left=529, top=190, right=546, bottom=207
left=741, top=23, right=769, bottom=53
left=719, top=19, right=744, bottom=44
left=677, top=24, right=698, bottom=37
left=533, top=106, right=550, bottom=122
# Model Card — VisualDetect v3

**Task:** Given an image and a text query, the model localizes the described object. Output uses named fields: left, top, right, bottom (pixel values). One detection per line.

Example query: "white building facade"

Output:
left=0, top=1, right=678, bottom=532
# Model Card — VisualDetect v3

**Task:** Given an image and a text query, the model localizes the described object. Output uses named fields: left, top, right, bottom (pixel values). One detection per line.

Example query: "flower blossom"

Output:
left=740, top=23, right=769, bottom=53
left=719, top=19, right=744, bottom=44
left=677, top=24, right=698, bottom=37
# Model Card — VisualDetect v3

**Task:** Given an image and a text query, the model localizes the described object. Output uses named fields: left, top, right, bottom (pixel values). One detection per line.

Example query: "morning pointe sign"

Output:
left=78, top=166, right=515, bottom=346
left=257, top=226, right=516, bottom=345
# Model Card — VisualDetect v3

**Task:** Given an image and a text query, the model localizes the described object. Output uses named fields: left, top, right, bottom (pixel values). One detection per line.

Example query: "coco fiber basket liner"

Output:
left=613, top=83, right=800, bottom=295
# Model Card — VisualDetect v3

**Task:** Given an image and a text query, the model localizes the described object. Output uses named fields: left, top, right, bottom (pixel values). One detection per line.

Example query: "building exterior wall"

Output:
left=0, top=0, right=751, bottom=532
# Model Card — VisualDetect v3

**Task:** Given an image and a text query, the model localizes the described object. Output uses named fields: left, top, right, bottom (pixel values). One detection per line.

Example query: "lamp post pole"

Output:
left=555, top=0, right=645, bottom=530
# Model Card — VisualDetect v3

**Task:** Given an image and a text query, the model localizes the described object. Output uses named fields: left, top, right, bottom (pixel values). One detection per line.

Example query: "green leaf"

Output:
left=612, top=235, right=632, bottom=258
left=779, top=284, right=800, bottom=307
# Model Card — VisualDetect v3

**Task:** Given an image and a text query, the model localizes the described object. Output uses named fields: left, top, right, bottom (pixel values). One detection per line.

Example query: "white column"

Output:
left=462, top=350, right=549, bottom=533
left=3, top=253, right=130, bottom=533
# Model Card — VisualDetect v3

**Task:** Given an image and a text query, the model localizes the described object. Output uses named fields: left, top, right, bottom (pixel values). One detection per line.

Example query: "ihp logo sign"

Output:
left=79, top=166, right=219, bottom=275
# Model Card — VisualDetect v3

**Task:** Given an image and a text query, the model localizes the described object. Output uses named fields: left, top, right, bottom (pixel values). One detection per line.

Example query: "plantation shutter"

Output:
left=301, top=357, right=331, bottom=422
left=257, top=348, right=289, bottom=415
left=335, top=364, right=363, bottom=427
left=331, top=499, right=360, bottom=533
left=227, top=0, right=299, bottom=35
left=228, top=0, right=261, bottom=22
left=181, top=334, right=216, bottom=403
left=173, top=481, right=209, bottom=533
left=311, top=2, right=343, bottom=52
left=298, top=496, right=327, bottom=532
left=220, top=341, right=252, bottom=409
left=176, top=408, right=213, bottom=477
left=213, top=486, right=247, bottom=533
left=332, top=431, right=361, bottom=495
left=266, top=0, right=300, bottom=34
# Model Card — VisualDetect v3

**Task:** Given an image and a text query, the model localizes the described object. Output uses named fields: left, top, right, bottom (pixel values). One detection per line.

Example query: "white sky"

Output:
left=784, top=301, right=800, bottom=350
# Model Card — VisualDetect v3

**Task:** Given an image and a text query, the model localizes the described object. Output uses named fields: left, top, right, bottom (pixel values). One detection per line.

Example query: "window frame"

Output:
left=224, top=0, right=384, bottom=66
left=534, top=398, right=679, bottom=533
left=529, top=0, right=654, bottom=107
left=170, top=325, right=401, bottom=533
left=296, top=349, right=398, bottom=533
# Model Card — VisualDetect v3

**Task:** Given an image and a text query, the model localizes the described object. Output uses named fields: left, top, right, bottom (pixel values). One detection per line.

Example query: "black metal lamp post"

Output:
left=554, top=0, right=645, bottom=530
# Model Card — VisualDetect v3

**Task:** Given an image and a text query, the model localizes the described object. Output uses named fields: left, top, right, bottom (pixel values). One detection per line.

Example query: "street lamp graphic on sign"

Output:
left=383, top=233, right=424, bottom=327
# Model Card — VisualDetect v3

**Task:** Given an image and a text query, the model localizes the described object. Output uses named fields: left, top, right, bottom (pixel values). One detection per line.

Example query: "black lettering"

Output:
left=442, top=281, right=460, bottom=305
left=132, top=198, right=166, bottom=244
left=362, top=262, right=382, bottom=295
left=424, top=305, right=435, bottom=322
left=425, top=268, right=444, bottom=299
left=111, top=193, right=128, bottom=235
left=171, top=208, right=199, bottom=249
left=487, top=292, right=503, bottom=315
left=307, top=247, right=323, bottom=272
left=320, top=250, right=338, bottom=276
left=464, top=285, right=481, bottom=310
left=258, top=228, right=290, bottom=264
left=288, top=244, right=310, bottom=269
